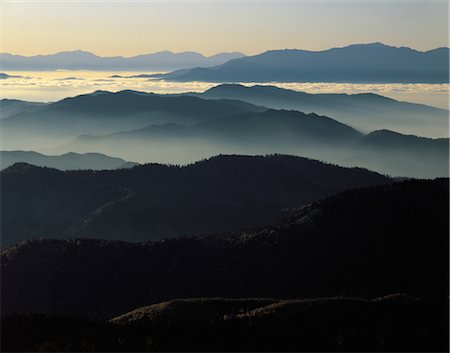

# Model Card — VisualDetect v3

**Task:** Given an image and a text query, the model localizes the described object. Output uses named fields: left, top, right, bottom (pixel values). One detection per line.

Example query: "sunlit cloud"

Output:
left=1, top=71, right=448, bottom=108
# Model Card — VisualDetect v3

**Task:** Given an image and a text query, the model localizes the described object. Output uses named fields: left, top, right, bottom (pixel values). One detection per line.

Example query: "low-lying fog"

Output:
left=2, top=70, right=449, bottom=109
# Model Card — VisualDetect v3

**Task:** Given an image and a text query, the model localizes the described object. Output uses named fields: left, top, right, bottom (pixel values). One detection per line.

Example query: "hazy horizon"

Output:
left=2, top=1, right=448, bottom=56
left=2, top=41, right=448, bottom=58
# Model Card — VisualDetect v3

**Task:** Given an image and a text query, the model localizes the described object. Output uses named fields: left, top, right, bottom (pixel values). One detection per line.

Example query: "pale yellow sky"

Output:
left=1, top=1, right=448, bottom=56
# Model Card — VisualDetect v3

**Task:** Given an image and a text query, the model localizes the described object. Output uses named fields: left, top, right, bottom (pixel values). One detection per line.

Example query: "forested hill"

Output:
left=0, top=154, right=389, bottom=247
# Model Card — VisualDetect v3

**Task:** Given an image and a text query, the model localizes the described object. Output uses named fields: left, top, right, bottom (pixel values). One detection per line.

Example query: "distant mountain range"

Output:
left=0, top=91, right=263, bottom=149
left=2, top=85, right=446, bottom=138
left=155, top=43, right=449, bottom=83
left=75, top=108, right=362, bottom=151
left=3, top=44, right=448, bottom=83
left=191, top=84, right=449, bottom=136
left=0, top=154, right=389, bottom=248
left=70, top=109, right=449, bottom=178
left=2, top=88, right=447, bottom=177
left=2, top=178, right=447, bottom=319
left=0, top=151, right=138, bottom=171
left=0, top=50, right=245, bottom=71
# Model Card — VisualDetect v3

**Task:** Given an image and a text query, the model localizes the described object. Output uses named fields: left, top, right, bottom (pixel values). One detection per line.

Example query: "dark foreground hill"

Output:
left=2, top=178, right=447, bottom=320
left=0, top=151, right=138, bottom=170
left=2, top=295, right=447, bottom=352
left=0, top=154, right=389, bottom=248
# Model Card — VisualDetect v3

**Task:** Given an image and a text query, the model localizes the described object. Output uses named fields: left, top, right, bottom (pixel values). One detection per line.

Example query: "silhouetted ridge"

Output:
left=2, top=162, right=58, bottom=175
left=0, top=154, right=389, bottom=248
left=1, top=178, right=447, bottom=320
left=3, top=294, right=446, bottom=352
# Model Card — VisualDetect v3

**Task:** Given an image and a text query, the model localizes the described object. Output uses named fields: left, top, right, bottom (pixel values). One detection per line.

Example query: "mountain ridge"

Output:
left=67, top=110, right=449, bottom=178
left=191, top=84, right=449, bottom=137
left=0, top=50, right=246, bottom=71
left=0, top=154, right=390, bottom=248
left=156, top=43, right=449, bottom=83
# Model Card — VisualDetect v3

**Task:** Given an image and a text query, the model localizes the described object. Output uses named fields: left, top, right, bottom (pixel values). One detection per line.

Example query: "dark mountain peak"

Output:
left=191, top=153, right=306, bottom=167
left=205, top=83, right=246, bottom=92
left=352, top=92, right=395, bottom=102
left=361, top=130, right=449, bottom=154
left=207, top=51, right=246, bottom=59
left=364, top=42, right=387, bottom=47
left=53, top=50, right=99, bottom=58
left=1, top=98, right=24, bottom=103
left=367, top=129, right=405, bottom=138
left=365, top=129, right=449, bottom=143
left=262, top=108, right=304, bottom=115
left=207, top=84, right=292, bottom=95
left=90, top=90, right=111, bottom=96
left=345, top=42, right=391, bottom=49
left=115, top=89, right=155, bottom=96
left=1, top=162, right=52, bottom=174
left=330, top=42, right=419, bottom=54
left=365, top=129, right=437, bottom=141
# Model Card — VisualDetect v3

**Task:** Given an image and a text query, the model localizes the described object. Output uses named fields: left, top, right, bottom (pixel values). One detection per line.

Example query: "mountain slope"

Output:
left=0, top=151, right=138, bottom=171
left=0, top=154, right=389, bottom=248
left=157, top=43, right=449, bottom=83
left=1, top=178, right=447, bottom=319
left=192, top=84, right=449, bottom=137
left=0, top=90, right=263, bottom=149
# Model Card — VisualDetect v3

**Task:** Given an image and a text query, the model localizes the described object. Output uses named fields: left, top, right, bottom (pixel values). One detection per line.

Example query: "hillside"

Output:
left=156, top=43, right=449, bottom=83
left=0, top=154, right=389, bottom=248
left=2, top=178, right=447, bottom=319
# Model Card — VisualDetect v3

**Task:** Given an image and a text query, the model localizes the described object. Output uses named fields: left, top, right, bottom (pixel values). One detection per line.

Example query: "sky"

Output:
left=1, top=0, right=448, bottom=56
